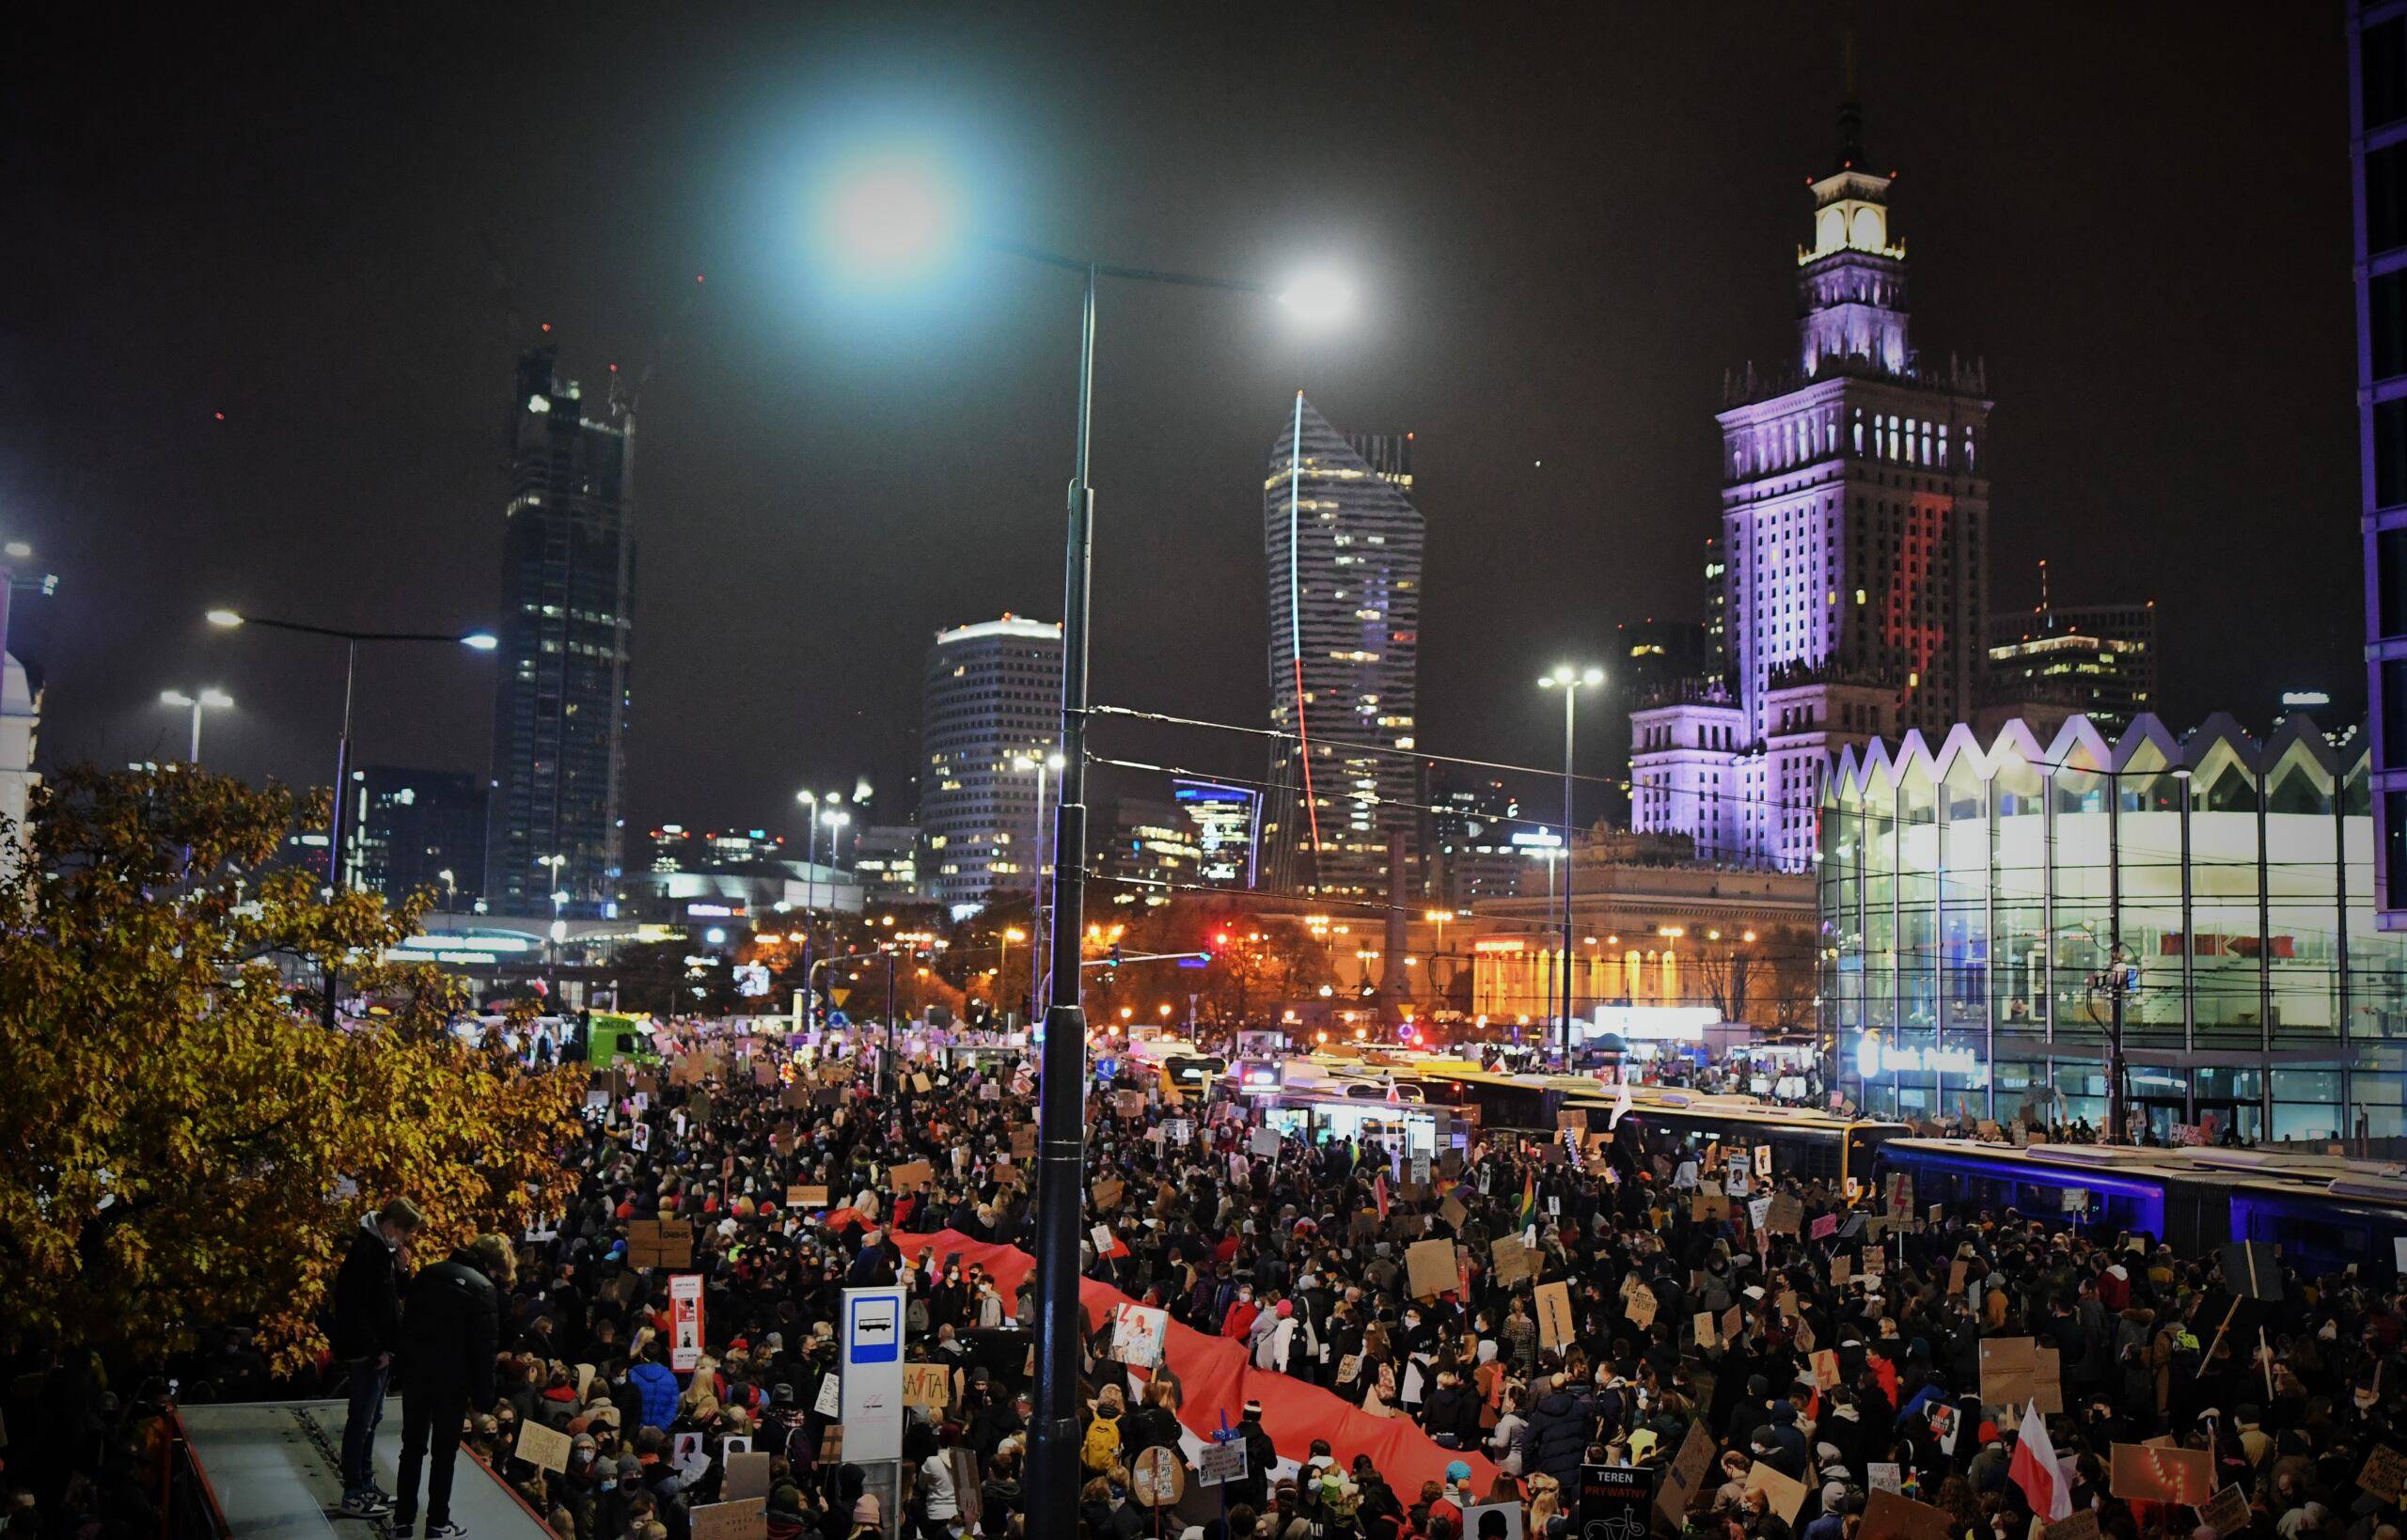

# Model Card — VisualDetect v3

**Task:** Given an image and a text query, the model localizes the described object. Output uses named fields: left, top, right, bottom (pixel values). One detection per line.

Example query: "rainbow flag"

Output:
left=1517, top=1169, right=1538, bottom=1229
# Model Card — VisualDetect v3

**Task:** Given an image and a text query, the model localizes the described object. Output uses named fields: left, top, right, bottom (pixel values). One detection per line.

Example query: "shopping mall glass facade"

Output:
left=1817, top=714, right=2407, bottom=1142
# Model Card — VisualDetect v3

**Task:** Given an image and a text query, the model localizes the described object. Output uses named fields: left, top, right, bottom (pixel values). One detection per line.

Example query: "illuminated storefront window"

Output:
left=1820, top=715, right=2407, bottom=1139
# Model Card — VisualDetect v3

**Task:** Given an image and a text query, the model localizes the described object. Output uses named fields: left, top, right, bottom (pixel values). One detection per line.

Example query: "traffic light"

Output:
left=1108, top=942, right=1124, bottom=968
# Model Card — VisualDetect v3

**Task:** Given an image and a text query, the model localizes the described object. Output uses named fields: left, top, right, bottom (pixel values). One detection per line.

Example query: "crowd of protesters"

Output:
left=0, top=1016, right=2391, bottom=1540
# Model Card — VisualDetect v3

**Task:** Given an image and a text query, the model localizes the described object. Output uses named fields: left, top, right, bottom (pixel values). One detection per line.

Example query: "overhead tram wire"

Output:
left=1091, top=702, right=1628, bottom=791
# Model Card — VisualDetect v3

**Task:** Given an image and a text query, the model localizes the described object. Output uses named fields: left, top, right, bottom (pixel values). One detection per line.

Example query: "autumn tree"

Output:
left=0, top=765, right=583, bottom=1375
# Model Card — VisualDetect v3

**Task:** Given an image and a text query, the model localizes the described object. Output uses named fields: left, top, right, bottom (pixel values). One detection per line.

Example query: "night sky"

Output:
left=3, top=5, right=2360, bottom=845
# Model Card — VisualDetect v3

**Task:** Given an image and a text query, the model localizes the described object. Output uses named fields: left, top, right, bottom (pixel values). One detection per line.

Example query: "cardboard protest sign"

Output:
left=1441, top=1194, right=1469, bottom=1230
left=1407, top=1238, right=1459, bottom=1300
left=1979, top=1337, right=2038, bottom=1406
left=1626, top=1284, right=1659, bottom=1331
left=513, top=1420, right=573, bottom=1473
left=687, top=1500, right=766, bottom=1540
left=1860, top=1489, right=1954, bottom=1540
left=1883, top=1171, right=1914, bottom=1218
left=1720, top=1304, right=1743, bottom=1344
left=1012, top=1124, right=1037, bottom=1159
left=2111, top=1443, right=2215, bottom=1506
left=1949, top=1259, right=1969, bottom=1293
left=1491, top=1234, right=1537, bottom=1287
left=904, top=1362, right=952, bottom=1409
left=1093, top=1176, right=1125, bottom=1212
left=1534, top=1279, right=1577, bottom=1350
left=1656, top=1422, right=1717, bottom=1534
left=2360, top=1446, right=2407, bottom=1505
left=889, top=1160, right=935, bottom=1190
left=1811, top=1348, right=1842, bottom=1391
left=1249, top=1127, right=1281, bottom=1158
left=1866, top=1464, right=1903, bottom=1496
left=1692, top=1192, right=1732, bottom=1222
left=721, top=1452, right=773, bottom=1502
left=1745, top=1462, right=1810, bottom=1526
left=2196, top=1486, right=2250, bottom=1535
left=626, top=1218, right=693, bottom=1268
left=1764, top=1194, right=1803, bottom=1234
left=787, top=1185, right=829, bottom=1208
left=1113, top=1090, right=1143, bottom=1119
left=1557, top=1108, right=1588, bottom=1132
left=1694, top=1312, right=1717, bottom=1348
left=2035, top=1345, right=2064, bottom=1414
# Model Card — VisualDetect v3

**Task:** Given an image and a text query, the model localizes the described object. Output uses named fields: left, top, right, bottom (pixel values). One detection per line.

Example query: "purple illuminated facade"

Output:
left=1631, top=90, right=1992, bottom=872
left=2353, top=2, right=2407, bottom=928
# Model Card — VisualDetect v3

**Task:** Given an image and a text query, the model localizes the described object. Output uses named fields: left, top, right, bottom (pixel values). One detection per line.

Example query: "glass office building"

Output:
left=1817, top=713, right=2407, bottom=1142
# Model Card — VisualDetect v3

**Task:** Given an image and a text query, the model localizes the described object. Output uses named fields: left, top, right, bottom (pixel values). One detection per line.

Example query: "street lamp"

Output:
left=158, top=687, right=233, bottom=764
left=1536, top=665, right=1605, bottom=1067
left=208, top=607, right=496, bottom=1029
left=820, top=149, right=1356, bottom=1530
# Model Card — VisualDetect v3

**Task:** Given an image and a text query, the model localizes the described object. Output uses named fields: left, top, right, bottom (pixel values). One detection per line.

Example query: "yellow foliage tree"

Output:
left=0, top=764, right=583, bottom=1374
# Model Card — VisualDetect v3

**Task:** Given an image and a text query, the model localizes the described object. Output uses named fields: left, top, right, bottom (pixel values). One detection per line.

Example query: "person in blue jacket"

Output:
left=628, top=1339, right=682, bottom=1432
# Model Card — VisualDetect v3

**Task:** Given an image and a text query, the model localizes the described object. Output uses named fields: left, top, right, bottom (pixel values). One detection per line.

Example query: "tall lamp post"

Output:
left=207, top=608, right=496, bottom=1029
left=1537, top=666, right=1604, bottom=1068
left=815, top=155, right=1354, bottom=1534
left=158, top=687, right=233, bottom=764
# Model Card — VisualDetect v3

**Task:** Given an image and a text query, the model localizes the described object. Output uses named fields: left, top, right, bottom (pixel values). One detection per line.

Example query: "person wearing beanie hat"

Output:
left=845, top=1492, right=881, bottom=1540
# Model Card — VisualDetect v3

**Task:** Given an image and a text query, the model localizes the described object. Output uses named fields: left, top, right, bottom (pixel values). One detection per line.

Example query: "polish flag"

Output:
left=2009, top=1400, right=2071, bottom=1520
left=1375, top=1172, right=1391, bottom=1220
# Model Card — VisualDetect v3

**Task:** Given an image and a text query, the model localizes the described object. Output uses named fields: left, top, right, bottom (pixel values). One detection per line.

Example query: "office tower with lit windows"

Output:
left=348, top=766, right=487, bottom=907
left=1427, top=775, right=1529, bottom=911
left=485, top=345, right=634, bottom=919
left=920, top=616, right=1062, bottom=911
left=1630, top=82, right=1990, bottom=873
left=2354, top=3, right=2407, bottom=925
left=1172, top=778, right=1262, bottom=888
left=1260, top=395, right=1424, bottom=897
left=1985, top=570, right=2158, bottom=732
left=852, top=825, right=924, bottom=905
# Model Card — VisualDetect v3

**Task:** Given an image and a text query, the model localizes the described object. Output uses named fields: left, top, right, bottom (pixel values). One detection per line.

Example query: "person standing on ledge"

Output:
left=392, top=1233, right=511, bottom=1540
left=333, top=1197, right=422, bottom=1520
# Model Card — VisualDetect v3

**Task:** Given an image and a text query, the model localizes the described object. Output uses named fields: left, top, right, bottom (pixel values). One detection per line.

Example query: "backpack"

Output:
left=1081, top=1412, right=1122, bottom=1474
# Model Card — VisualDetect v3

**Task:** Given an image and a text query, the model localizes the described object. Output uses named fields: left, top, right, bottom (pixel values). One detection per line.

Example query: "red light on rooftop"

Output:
left=540, top=322, right=552, bottom=333
left=213, top=411, right=225, bottom=421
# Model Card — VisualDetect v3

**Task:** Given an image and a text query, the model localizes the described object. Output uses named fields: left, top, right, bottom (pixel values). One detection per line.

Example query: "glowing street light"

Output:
left=813, top=140, right=1360, bottom=1532
left=206, top=606, right=497, bottom=1029
left=159, top=687, right=233, bottom=764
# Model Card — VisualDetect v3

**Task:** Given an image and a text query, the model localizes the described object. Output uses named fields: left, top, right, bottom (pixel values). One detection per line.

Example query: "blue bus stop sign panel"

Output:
left=848, top=1293, right=900, bottom=1362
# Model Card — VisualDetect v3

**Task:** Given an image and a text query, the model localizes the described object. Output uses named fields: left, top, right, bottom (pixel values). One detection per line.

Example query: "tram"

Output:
left=1876, top=1138, right=2407, bottom=1278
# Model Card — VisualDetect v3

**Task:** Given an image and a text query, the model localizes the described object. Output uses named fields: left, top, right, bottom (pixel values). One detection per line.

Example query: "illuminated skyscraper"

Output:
left=1260, top=395, right=1424, bottom=897
left=920, top=616, right=1062, bottom=912
left=1631, top=80, right=1990, bottom=872
left=485, top=346, right=634, bottom=918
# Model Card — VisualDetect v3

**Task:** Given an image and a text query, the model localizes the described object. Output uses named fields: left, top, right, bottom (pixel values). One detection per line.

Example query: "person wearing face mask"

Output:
left=1222, top=1282, right=1262, bottom=1344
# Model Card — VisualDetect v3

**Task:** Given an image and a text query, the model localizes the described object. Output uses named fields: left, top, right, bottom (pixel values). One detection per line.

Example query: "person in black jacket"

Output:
left=333, top=1198, right=422, bottom=1518
left=393, top=1234, right=513, bottom=1540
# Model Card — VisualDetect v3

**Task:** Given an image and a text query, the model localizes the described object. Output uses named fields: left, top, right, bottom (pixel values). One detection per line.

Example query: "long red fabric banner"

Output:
left=889, top=1228, right=1500, bottom=1499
